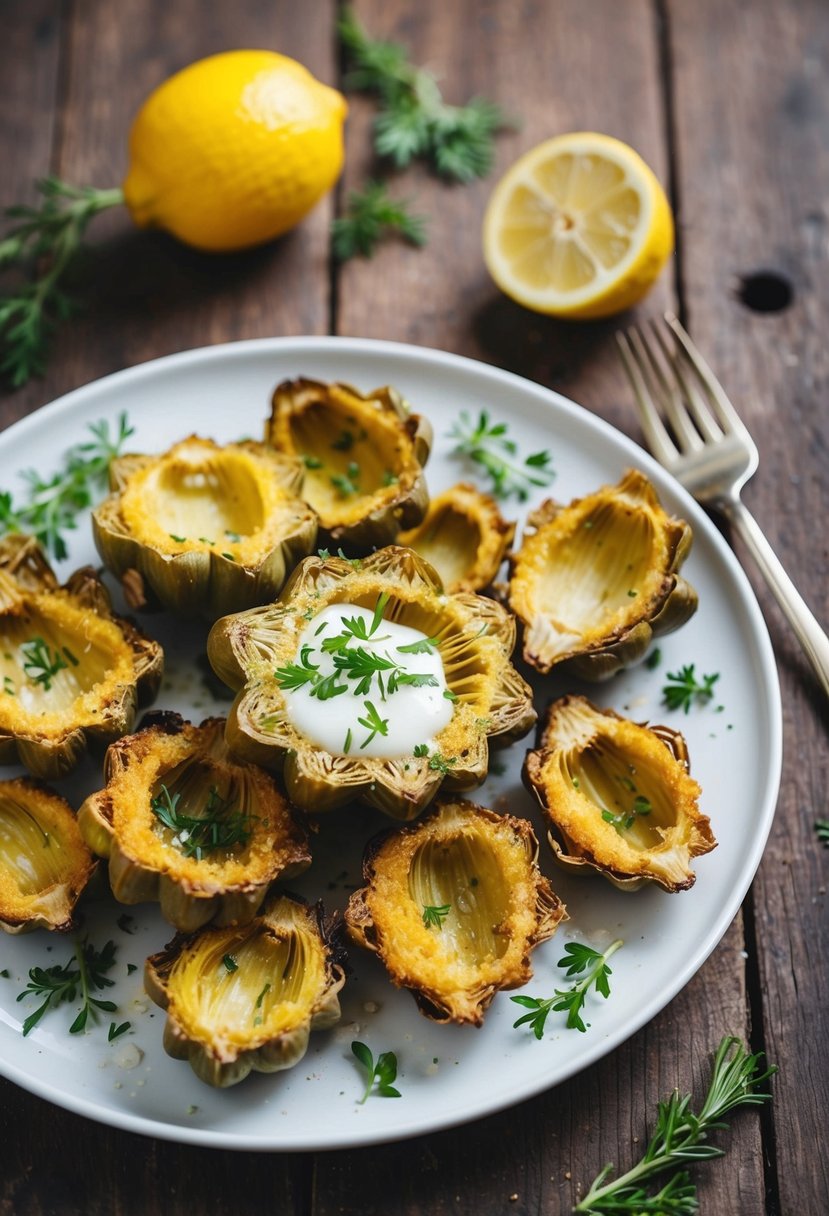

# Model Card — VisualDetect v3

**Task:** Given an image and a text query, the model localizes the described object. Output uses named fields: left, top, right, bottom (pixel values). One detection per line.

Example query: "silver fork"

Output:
left=616, top=311, right=829, bottom=699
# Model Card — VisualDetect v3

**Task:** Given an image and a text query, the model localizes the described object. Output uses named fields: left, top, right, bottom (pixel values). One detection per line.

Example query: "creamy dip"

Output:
left=280, top=602, right=453, bottom=759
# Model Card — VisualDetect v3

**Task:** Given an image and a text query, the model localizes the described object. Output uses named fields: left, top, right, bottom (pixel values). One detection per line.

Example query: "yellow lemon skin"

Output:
left=123, top=51, right=347, bottom=253
left=483, top=133, right=674, bottom=320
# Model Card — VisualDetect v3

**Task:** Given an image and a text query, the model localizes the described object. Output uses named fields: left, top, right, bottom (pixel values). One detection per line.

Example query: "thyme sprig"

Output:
left=17, top=937, right=119, bottom=1036
left=150, top=784, right=255, bottom=860
left=448, top=410, right=555, bottom=501
left=0, top=177, right=124, bottom=387
left=422, top=903, right=451, bottom=929
left=338, top=10, right=511, bottom=182
left=20, top=636, right=74, bottom=690
left=574, top=1036, right=776, bottom=1213
left=661, top=665, right=720, bottom=713
left=351, top=1040, right=401, bottom=1102
left=0, top=410, right=134, bottom=560
left=511, top=940, right=623, bottom=1037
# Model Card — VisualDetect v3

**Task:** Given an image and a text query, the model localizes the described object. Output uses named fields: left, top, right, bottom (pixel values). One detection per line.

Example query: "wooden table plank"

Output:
left=666, top=2, right=829, bottom=1212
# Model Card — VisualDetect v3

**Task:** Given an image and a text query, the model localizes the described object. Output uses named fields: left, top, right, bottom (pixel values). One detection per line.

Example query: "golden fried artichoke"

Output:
left=345, top=797, right=566, bottom=1024
left=509, top=469, right=697, bottom=679
left=145, top=893, right=345, bottom=1087
left=78, top=713, right=311, bottom=931
left=0, top=535, right=163, bottom=779
left=92, top=435, right=318, bottom=619
left=396, top=482, right=515, bottom=593
left=207, top=547, right=536, bottom=820
left=0, top=777, right=96, bottom=933
left=523, top=695, right=716, bottom=892
left=266, top=378, right=432, bottom=549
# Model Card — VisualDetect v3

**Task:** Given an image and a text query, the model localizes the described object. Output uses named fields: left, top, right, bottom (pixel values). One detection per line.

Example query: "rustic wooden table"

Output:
left=1, top=2, right=826, bottom=1213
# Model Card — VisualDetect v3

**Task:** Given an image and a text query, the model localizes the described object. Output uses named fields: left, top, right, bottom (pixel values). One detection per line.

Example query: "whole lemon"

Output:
left=123, top=51, right=347, bottom=253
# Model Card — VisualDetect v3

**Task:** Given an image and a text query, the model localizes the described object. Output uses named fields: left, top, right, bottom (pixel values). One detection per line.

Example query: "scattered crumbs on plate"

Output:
left=363, top=1000, right=380, bottom=1014
left=113, top=1081, right=122, bottom=1090
left=187, top=1105, right=199, bottom=1116
left=114, top=1043, right=144, bottom=1070
left=425, top=1061, right=439, bottom=1076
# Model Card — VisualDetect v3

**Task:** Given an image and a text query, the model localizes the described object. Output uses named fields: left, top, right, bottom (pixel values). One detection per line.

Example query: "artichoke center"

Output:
left=148, top=760, right=255, bottom=862
left=171, top=923, right=324, bottom=1044
left=0, top=614, right=123, bottom=714
left=569, top=739, right=675, bottom=849
left=409, top=832, right=510, bottom=964
left=0, top=793, right=64, bottom=894
left=279, top=601, right=453, bottom=758
left=534, top=503, right=658, bottom=647
left=407, top=506, right=481, bottom=590
left=289, top=402, right=399, bottom=518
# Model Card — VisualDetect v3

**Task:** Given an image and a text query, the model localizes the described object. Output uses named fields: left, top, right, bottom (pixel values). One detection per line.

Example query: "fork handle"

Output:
left=720, top=497, right=829, bottom=698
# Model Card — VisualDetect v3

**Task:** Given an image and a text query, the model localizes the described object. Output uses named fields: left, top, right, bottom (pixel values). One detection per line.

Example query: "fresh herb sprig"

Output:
left=17, top=937, right=119, bottom=1036
left=338, top=10, right=511, bottom=183
left=815, top=820, right=829, bottom=847
left=332, top=181, right=427, bottom=261
left=0, top=410, right=134, bottom=560
left=351, top=1040, right=402, bottom=1102
left=20, top=636, right=74, bottom=690
left=422, top=903, right=451, bottom=929
left=661, top=665, right=720, bottom=714
left=573, top=1036, right=776, bottom=1213
left=150, top=784, right=255, bottom=860
left=511, top=940, right=623, bottom=1037
left=448, top=410, right=554, bottom=502
left=0, top=177, right=125, bottom=387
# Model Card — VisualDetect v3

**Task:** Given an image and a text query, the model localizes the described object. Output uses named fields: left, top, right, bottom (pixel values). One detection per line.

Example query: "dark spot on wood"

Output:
left=736, top=271, right=793, bottom=314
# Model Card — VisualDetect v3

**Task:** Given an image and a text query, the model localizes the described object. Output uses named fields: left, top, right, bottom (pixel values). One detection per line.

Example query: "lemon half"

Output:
left=483, top=133, right=674, bottom=319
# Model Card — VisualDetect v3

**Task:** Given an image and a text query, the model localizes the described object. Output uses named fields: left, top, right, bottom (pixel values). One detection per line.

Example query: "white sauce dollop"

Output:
left=282, top=602, right=453, bottom=759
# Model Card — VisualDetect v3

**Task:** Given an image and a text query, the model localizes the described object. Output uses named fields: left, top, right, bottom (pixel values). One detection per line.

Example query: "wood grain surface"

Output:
left=0, top=2, right=825, bottom=1213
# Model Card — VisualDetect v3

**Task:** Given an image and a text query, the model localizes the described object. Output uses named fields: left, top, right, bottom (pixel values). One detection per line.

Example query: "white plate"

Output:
left=0, top=338, right=782, bottom=1151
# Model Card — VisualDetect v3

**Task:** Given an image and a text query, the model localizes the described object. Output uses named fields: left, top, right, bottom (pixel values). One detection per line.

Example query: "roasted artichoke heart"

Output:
left=92, top=435, right=318, bottom=619
left=266, top=378, right=432, bottom=549
left=396, top=482, right=515, bottom=593
left=523, top=695, right=716, bottom=892
left=345, top=798, right=566, bottom=1024
left=0, top=535, right=163, bottom=779
left=207, top=546, right=536, bottom=820
left=145, top=893, right=345, bottom=1087
left=0, top=777, right=96, bottom=933
left=78, top=713, right=311, bottom=931
left=509, top=469, right=697, bottom=679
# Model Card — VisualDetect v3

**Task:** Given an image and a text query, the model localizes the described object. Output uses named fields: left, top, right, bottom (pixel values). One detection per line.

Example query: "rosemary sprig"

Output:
left=661, top=665, right=720, bottom=714
left=511, top=940, right=623, bottom=1037
left=0, top=410, right=134, bottom=560
left=448, top=410, right=555, bottom=501
left=150, top=784, right=255, bottom=860
left=351, top=1040, right=401, bottom=1102
left=0, top=177, right=124, bottom=387
left=17, top=937, right=119, bottom=1036
left=574, top=1036, right=776, bottom=1213
left=332, top=181, right=427, bottom=261
left=338, top=10, right=511, bottom=182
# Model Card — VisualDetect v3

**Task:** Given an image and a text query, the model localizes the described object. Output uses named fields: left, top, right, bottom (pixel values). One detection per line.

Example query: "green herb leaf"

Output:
left=338, top=10, right=512, bottom=182
left=222, top=955, right=238, bottom=973
left=358, top=700, right=389, bottom=748
left=396, top=636, right=439, bottom=655
left=0, top=178, right=125, bottom=387
left=17, top=937, right=119, bottom=1037
left=20, top=636, right=67, bottom=690
left=332, top=181, right=427, bottom=261
left=0, top=410, right=133, bottom=560
left=573, top=1036, right=776, bottom=1213
left=413, top=743, right=429, bottom=758
left=815, top=820, right=829, bottom=847
left=448, top=410, right=554, bottom=501
left=428, top=751, right=457, bottom=775
left=150, top=783, right=255, bottom=861
left=511, top=940, right=623, bottom=1038
left=422, top=903, right=451, bottom=929
left=351, top=1040, right=402, bottom=1102
left=661, top=665, right=720, bottom=714
left=107, top=1020, right=131, bottom=1041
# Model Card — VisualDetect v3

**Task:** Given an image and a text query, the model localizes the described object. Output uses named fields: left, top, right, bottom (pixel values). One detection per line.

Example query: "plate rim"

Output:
left=0, top=335, right=783, bottom=1151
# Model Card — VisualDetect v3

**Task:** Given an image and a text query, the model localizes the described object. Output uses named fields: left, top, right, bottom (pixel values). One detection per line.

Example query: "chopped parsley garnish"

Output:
left=428, top=751, right=457, bottom=775
left=150, top=784, right=255, bottom=860
left=448, top=410, right=555, bottom=501
left=662, top=664, right=720, bottom=713
left=413, top=743, right=429, bottom=758
left=351, top=1040, right=401, bottom=1102
left=358, top=700, right=389, bottom=748
left=422, top=903, right=451, bottom=929
left=511, top=939, right=623, bottom=1037
left=20, top=636, right=68, bottom=690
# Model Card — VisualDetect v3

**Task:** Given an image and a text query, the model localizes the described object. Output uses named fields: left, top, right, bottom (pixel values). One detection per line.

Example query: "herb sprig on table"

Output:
left=17, top=937, right=120, bottom=1036
left=511, top=940, right=623, bottom=1037
left=332, top=182, right=427, bottom=261
left=573, top=1036, right=776, bottom=1213
left=0, top=410, right=133, bottom=560
left=449, top=410, right=555, bottom=501
left=338, top=9, right=511, bottom=182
